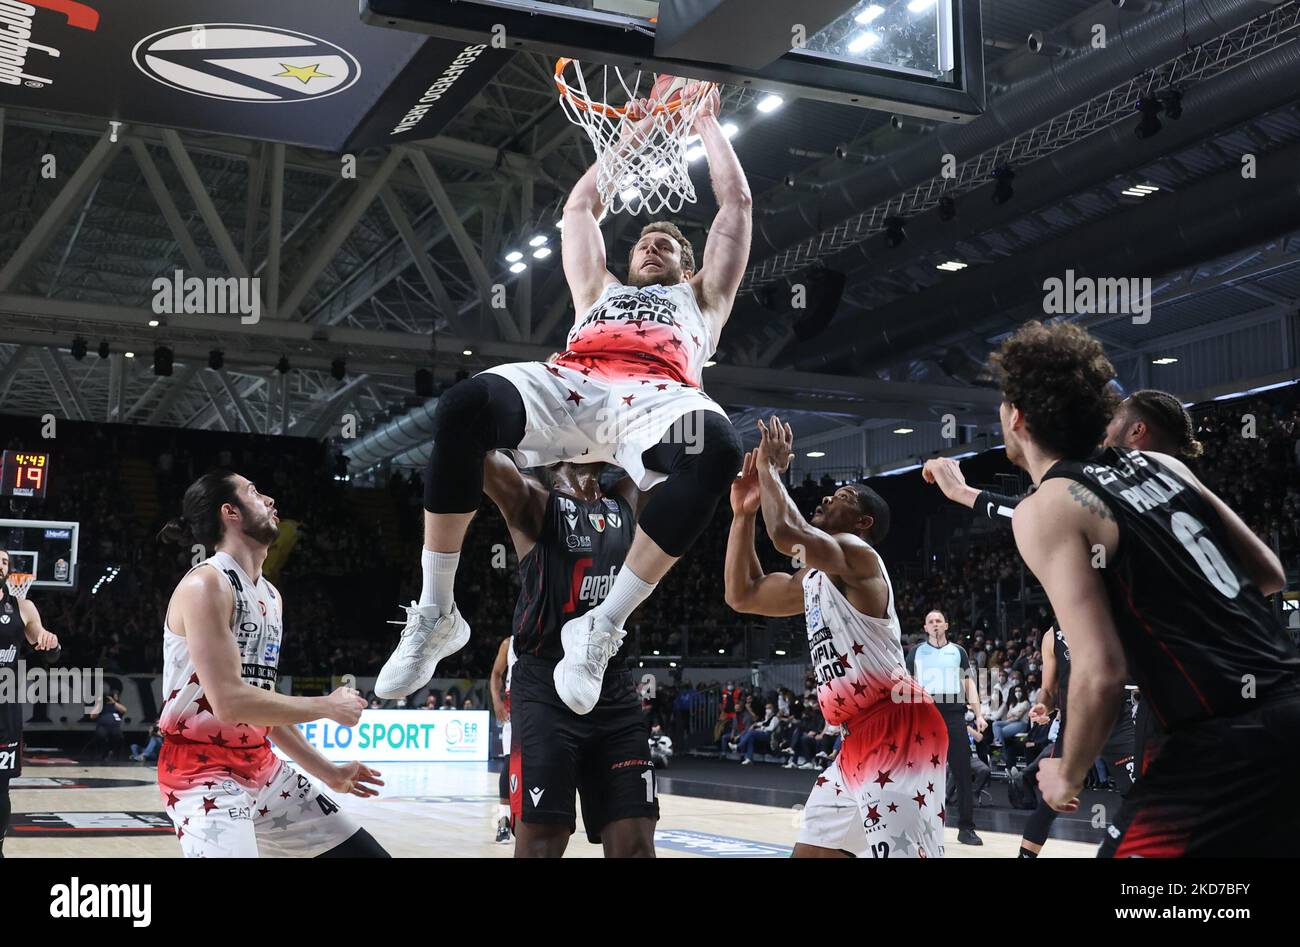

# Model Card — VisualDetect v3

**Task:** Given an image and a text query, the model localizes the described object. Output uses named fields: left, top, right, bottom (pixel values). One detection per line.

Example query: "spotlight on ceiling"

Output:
left=883, top=216, right=907, bottom=249
left=153, top=345, right=174, bottom=377
left=70, top=338, right=87, bottom=361
left=331, top=357, right=346, bottom=381
left=98, top=341, right=110, bottom=359
left=208, top=349, right=224, bottom=370
left=992, top=166, right=1016, bottom=205
left=276, top=356, right=290, bottom=374
left=1134, top=96, right=1163, bottom=139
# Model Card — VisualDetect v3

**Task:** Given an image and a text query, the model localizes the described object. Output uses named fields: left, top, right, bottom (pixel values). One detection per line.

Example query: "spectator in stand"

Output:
left=993, top=684, right=1032, bottom=752
left=735, top=702, right=780, bottom=765
left=131, top=723, right=163, bottom=763
left=421, top=694, right=438, bottom=710
left=718, top=704, right=754, bottom=757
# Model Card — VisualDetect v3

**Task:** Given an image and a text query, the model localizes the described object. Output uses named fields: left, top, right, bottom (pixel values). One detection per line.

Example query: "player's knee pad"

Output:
left=430, top=376, right=493, bottom=450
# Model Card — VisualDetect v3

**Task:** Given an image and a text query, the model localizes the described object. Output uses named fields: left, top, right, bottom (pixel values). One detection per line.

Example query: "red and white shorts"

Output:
left=480, top=361, right=728, bottom=490
left=797, top=700, right=949, bottom=858
left=158, top=742, right=359, bottom=858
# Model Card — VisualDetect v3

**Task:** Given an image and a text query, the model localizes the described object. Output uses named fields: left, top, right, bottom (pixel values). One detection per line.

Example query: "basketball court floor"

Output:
left=6, top=754, right=1098, bottom=858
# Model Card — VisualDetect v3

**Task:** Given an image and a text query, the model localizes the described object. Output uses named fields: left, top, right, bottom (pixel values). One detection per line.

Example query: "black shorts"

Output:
left=509, top=655, right=658, bottom=844
left=1099, top=694, right=1300, bottom=857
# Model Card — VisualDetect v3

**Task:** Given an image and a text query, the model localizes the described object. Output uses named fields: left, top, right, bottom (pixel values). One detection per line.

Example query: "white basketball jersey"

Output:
left=561, top=281, right=716, bottom=387
left=802, top=549, right=909, bottom=726
left=160, top=551, right=284, bottom=745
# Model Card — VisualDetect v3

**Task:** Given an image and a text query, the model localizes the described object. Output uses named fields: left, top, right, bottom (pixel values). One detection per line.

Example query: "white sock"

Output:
left=498, top=804, right=510, bottom=820
left=420, top=548, right=459, bottom=613
left=593, top=566, right=656, bottom=629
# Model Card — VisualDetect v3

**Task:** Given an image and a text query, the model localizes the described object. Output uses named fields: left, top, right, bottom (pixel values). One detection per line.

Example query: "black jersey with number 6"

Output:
left=1043, top=448, right=1300, bottom=731
left=512, top=490, right=635, bottom=663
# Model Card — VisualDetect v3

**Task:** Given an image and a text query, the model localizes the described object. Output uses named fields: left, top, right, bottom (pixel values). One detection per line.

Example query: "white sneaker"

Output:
left=375, top=602, right=470, bottom=699
left=553, top=612, right=625, bottom=715
left=740, top=758, right=752, bottom=766
left=783, top=760, right=795, bottom=769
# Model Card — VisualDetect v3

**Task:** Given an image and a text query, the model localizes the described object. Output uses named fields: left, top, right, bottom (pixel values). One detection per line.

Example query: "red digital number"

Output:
left=20, top=466, right=42, bottom=491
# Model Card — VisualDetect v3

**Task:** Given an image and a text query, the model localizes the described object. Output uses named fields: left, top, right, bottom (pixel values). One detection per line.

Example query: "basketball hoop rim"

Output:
left=554, top=57, right=717, bottom=120
left=5, top=572, right=34, bottom=598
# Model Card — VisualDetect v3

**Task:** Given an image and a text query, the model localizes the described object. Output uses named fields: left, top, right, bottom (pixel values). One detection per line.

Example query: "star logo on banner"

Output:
left=276, top=62, right=332, bottom=85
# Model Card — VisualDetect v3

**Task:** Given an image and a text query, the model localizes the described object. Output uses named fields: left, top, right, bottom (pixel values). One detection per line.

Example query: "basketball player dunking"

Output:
left=482, top=451, right=657, bottom=857
left=0, top=548, right=61, bottom=858
left=377, top=88, right=751, bottom=717
left=993, top=322, right=1300, bottom=856
left=725, top=422, right=947, bottom=858
left=157, top=471, right=389, bottom=858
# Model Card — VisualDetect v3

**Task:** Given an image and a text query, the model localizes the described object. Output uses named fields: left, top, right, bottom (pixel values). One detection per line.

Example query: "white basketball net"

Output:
left=555, top=59, right=717, bottom=216
left=5, top=572, right=33, bottom=599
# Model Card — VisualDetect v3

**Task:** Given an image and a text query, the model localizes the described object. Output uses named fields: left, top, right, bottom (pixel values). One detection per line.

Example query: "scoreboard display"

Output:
left=1, top=450, right=50, bottom=498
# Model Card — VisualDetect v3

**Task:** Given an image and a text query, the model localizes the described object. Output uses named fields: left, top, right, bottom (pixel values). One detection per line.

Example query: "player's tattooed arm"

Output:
left=1067, top=481, right=1114, bottom=521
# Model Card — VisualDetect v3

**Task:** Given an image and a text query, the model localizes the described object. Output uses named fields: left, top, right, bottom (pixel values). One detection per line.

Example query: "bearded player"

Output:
left=994, top=322, right=1300, bottom=856
left=157, top=471, right=389, bottom=858
left=0, top=548, right=61, bottom=858
left=377, top=87, right=750, bottom=717
left=725, top=420, right=947, bottom=858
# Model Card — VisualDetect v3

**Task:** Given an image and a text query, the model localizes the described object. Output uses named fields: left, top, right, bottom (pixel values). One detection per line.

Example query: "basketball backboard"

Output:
left=0, top=519, right=79, bottom=591
left=362, top=0, right=985, bottom=122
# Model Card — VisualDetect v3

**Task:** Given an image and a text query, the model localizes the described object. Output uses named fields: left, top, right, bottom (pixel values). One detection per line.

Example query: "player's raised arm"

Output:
left=1147, top=450, right=1286, bottom=595
left=754, top=418, right=874, bottom=582
left=723, top=449, right=804, bottom=617
left=1012, top=487, right=1129, bottom=810
left=562, top=162, right=619, bottom=315
left=690, top=90, right=753, bottom=338
left=483, top=450, right=549, bottom=555
left=176, top=567, right=362, bottom=728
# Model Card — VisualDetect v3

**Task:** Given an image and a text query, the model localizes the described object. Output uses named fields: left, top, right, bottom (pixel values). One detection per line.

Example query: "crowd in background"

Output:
left=2, top=390, right=1296, bottom=720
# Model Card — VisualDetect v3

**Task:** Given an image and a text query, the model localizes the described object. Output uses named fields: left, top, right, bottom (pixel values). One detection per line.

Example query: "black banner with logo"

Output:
left=0, top=0, right=512, bottom=152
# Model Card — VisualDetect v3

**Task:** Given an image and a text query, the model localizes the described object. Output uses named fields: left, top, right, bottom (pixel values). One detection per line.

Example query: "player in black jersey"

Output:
left=481, top=452, right=658, bottom=857
left=0, top=548, right=63, bottom=858
left=992, top=321, right=1299, bottom=857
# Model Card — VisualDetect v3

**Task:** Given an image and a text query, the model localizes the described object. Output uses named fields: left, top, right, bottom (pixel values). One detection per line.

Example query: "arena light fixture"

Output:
left=937, top=260, right=967, bottom=271
left=208, top=349, right=224, bottom=370
left=717, top=649, right=726, bottom=655
left=70, top=338, right=87, bottom=360
left=756, top=93, right=784, bottom=113
left=331, top=357, right=347, bottom=381
left=686, top=144, right=707, bottom=162
left=620, top=186, right=641, bottom=205
left=704, top=360, right=717, bottom=367
left=807, top=450, right=826, bottom=458
left=908, top=0, right=937, bottom=12
left=775, top=649, right=787, bottom=657
left=534, top=246, right=553, bottom=260
left=894, top=427, right=915, bottom=434
left=505, top=250, right=524, bottom=264
left=276, top=355, right=290, bottom=374
left=124, top=351, right=135, bottom=359
left=856, top=4, right=886, bottom=24
left=529, top=234, right=548, bottom=248
left=1152, top=356, right=1178, bottom=365
left=510, top=261, right=528, bottom=274
left=722, top=122, right=740, bottom=139
left=1123, top=183, right=1161, bottom=197
left=148, top=319, right=160, bottom=328
left=98, top=341, right=110, bottom=359
left=848, top=31, right=882, bottom=54
left=462, top=349, right=473, bottom=356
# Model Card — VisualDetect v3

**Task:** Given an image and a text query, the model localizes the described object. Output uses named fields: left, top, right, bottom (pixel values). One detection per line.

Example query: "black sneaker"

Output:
left=495, top=817, right=511, bottom=843
left=957, top=828, right=983, bottom=846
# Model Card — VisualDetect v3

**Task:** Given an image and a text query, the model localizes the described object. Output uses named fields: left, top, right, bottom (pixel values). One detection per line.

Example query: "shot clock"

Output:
left=1, top=450, right=50, bottom=498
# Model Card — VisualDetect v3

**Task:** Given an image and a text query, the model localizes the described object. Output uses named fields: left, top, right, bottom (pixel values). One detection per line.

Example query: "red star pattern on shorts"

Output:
left=926, top=782, right=935, bottom=794
left=866, top=804, right=881, bottom=825
left=815, top=775, right=828, bottom=787
left=545, top=365, right=562, bottom=376
left=930, top=754, right=941, bottom=767
left=656, top=383, right=668, bottom=391
left=209, top=731, right=227, bottom=747
left=258, top=806, right=269, bottom=817
left=194, top=695, right=213, bottom=715
left=201, top=796, right=218, bottom=814
left=851, top=643, right=865, bottom=655
left=566, top=390, right=583, bottom=405
left=165, top=791, right=179, bottom=808
left=622, top=395, right=634, bottom=406
left=912, top=791, right=928, bottom=809
left=280, top=791, right=291, bottom=799
left=873, top=769, right=893, bottom=789
left=887, top=802, right=898, bottom=813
